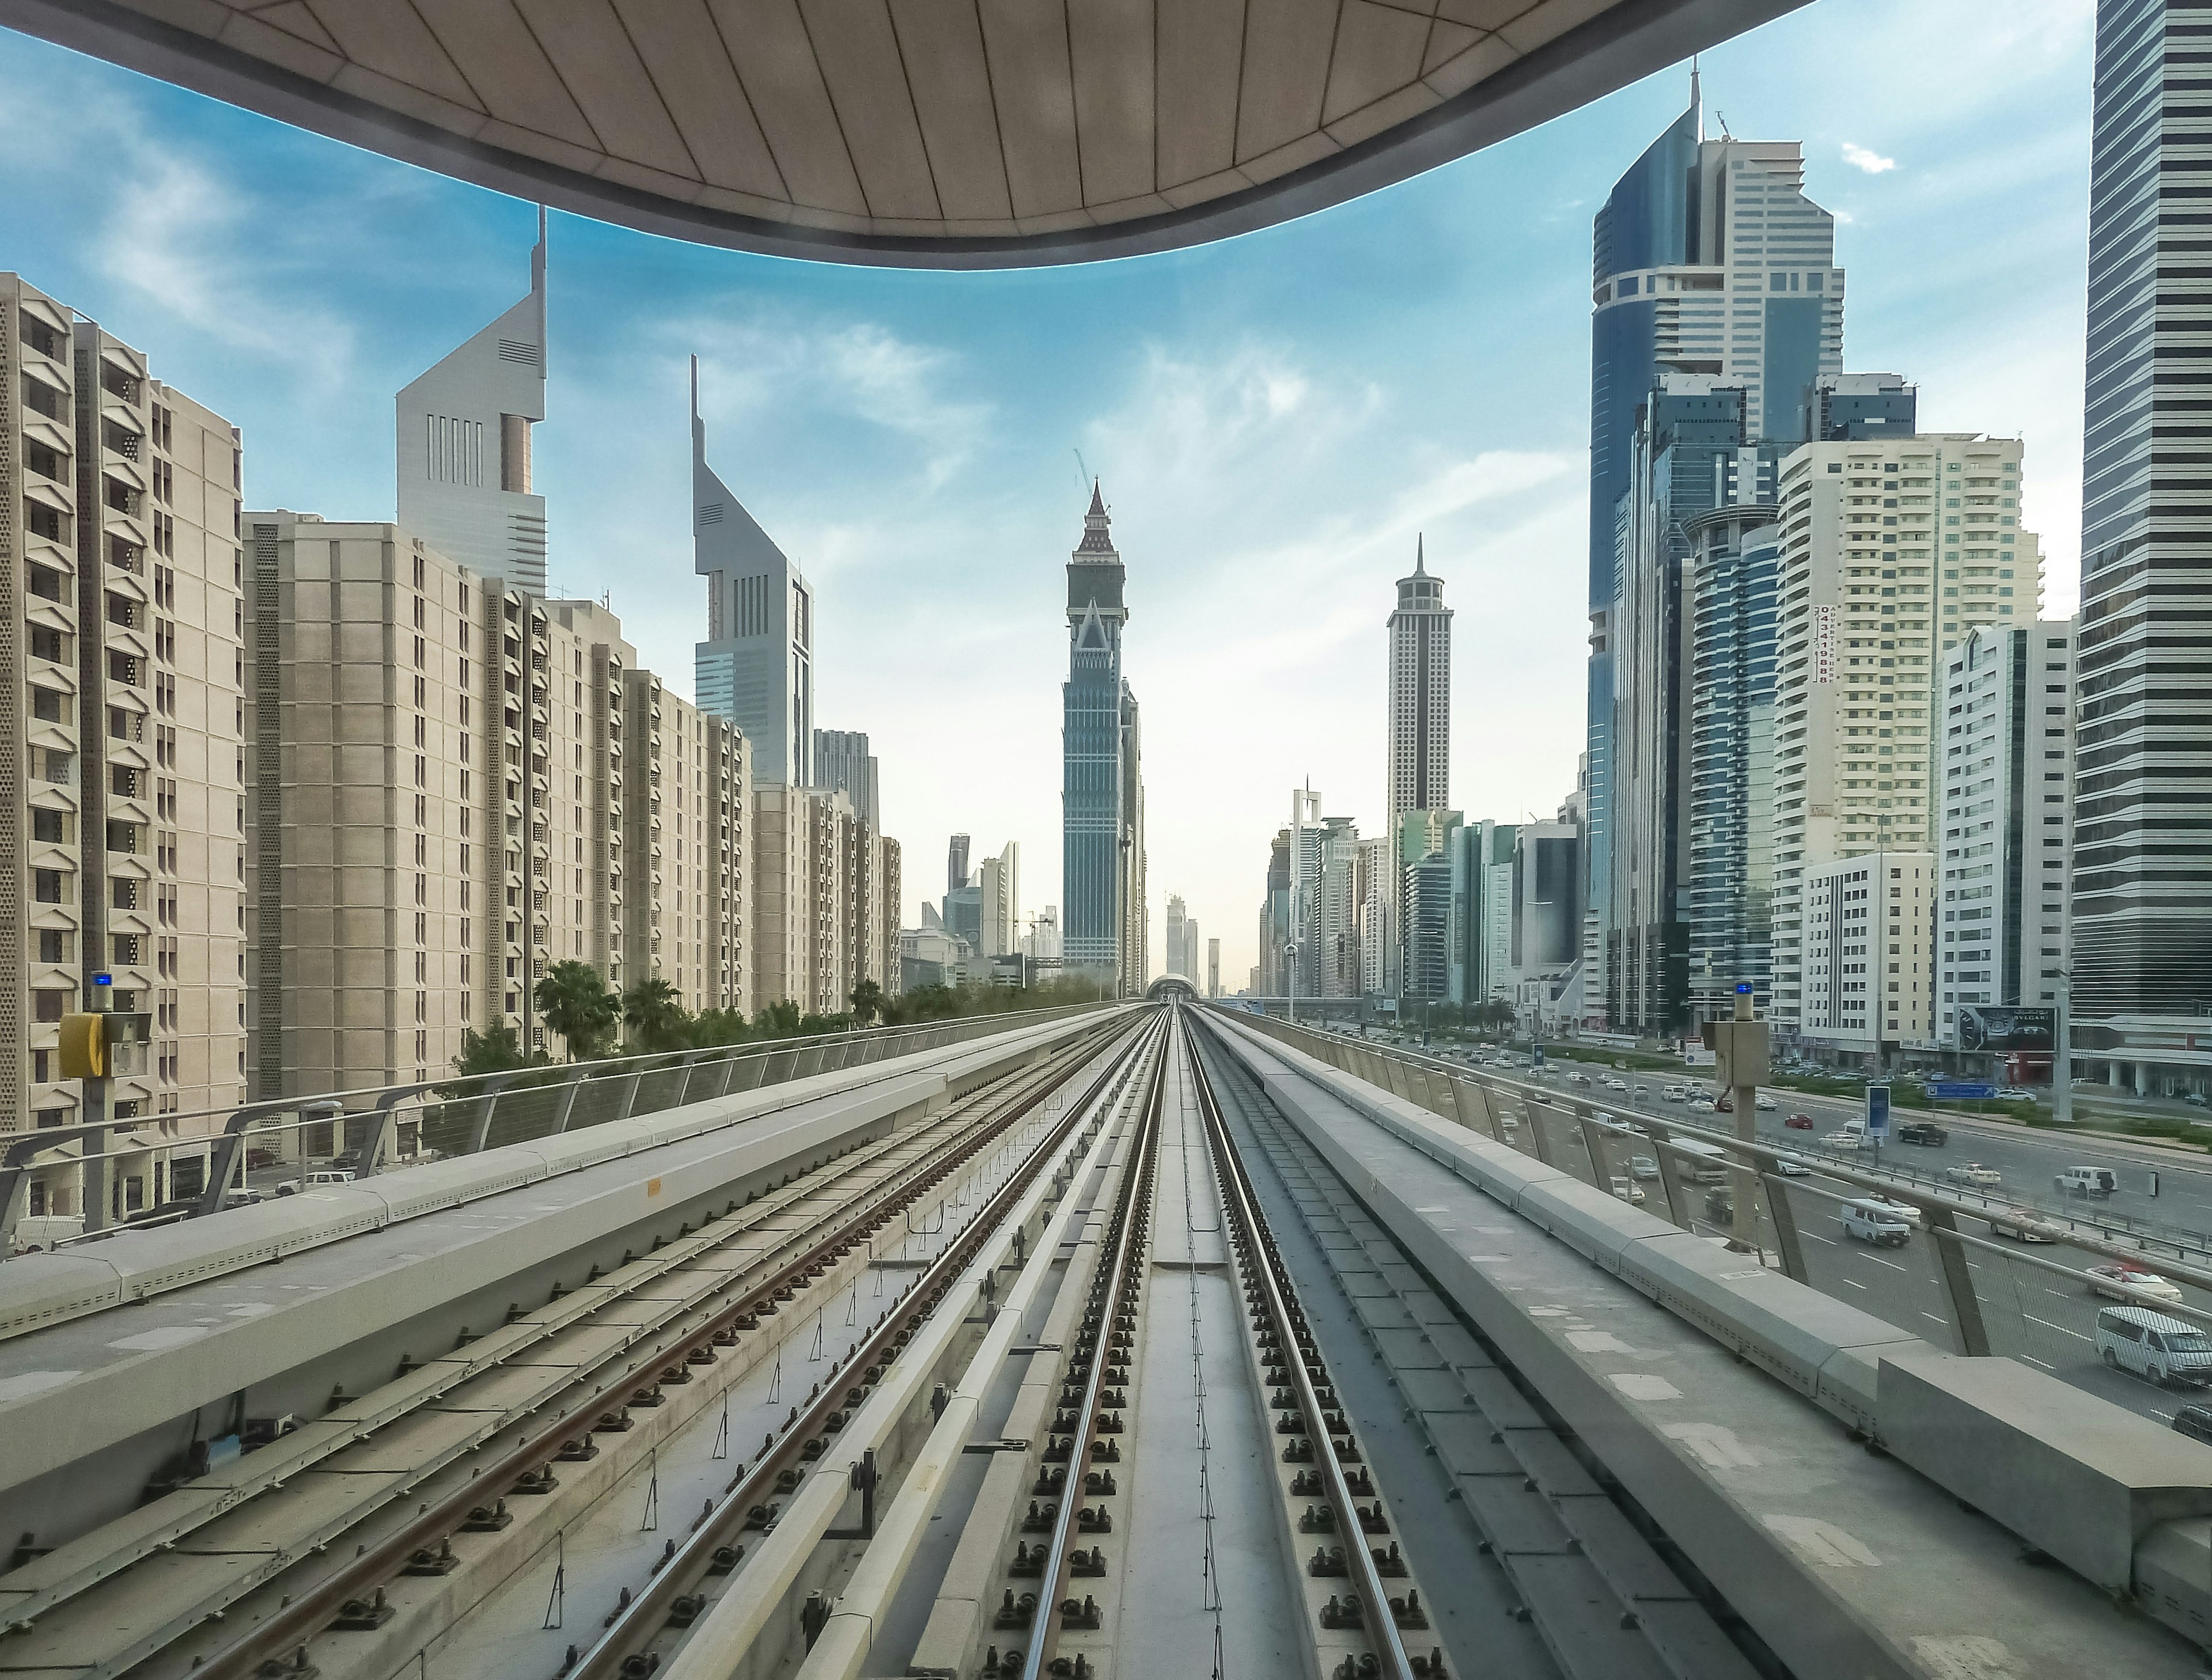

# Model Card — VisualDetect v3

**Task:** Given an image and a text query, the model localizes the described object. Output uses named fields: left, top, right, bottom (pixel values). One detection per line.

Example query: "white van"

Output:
left=1822, top=1121, right=1869, bottom=1150
left=304, top=1170, right=357, bottom=1188
left=2097, top=1306, right=2212, bottom=1387
left=1668, top=1139, right=1732, bottom=1185
left=9, top=1215, right=84, bottom=1254
left=1842, top=1199, right=1912, bottom=1246
left=2056, top=1166, right=2118, bottom=1198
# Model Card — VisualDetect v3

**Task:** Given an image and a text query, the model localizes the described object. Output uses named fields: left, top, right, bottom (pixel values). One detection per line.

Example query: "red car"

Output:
left=1784, top=1113, right=1815, bottom=1131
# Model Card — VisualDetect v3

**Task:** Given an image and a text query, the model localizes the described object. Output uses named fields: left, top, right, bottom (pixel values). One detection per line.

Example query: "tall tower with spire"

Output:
left=397, top=207, right=549, bottom=593
left=690, top=356, right=813, bottom=787
left=1063, top=483, right=1145, bottom=993
left=1383, top=538, right=1451, bottom=997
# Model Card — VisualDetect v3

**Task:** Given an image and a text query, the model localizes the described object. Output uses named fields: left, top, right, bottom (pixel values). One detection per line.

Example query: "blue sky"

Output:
left=0, top=1, right=2094, bottom=987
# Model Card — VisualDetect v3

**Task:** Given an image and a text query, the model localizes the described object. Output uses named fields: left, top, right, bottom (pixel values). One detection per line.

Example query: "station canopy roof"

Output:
left=10, top=0, right=1802, bottom=267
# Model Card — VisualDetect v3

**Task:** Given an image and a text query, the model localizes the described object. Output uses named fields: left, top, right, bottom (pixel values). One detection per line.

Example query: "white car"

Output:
left=1942, top=1162, right=2003, bottom=1189
left=2090, top=1264, right=2186, bottom=1306
left=1822, top=1125, right=1870, bottom=1150
left=1609, top=1175, right=1647, bottom=1205
left=1633, top=1084, right=1649, bottom=1097
left=1605, top=1079, right=1628, bottom=1092
left=1629, top=1155, right=1660, bottom=1181
left=1772, top=1156, right=1812, bottom=1178
left=1687, top=1099, right=1717, bottom=1114
left=1754, top=1094, right=1777, bottom=1112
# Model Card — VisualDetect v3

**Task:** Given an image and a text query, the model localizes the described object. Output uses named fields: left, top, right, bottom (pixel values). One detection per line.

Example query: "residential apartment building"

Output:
left=3, top=278, right=247, bottom=1219
left=753, top=783, right=893, bottom=1017
left=243, top=515, right=479, bottom=1095
left=2074, top=0, right=2212, bottom=1096
left=623, top=669, right=751, bottom=1017
left=1768, top=434, right=2043, bottom=1048
left=1796, top=851, right=1937, bottom=1059
left=1937, top=621, right=2075, bottom=1059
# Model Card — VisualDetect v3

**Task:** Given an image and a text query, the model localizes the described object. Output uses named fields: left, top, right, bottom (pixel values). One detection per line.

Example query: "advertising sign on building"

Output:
left=1813, top=604, right=1838, bottom=684
left=1958, top=1007, right=2056, bottom=1054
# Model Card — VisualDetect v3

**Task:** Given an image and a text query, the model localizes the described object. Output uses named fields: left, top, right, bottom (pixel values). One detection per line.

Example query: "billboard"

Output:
left=1958, top=1006, right=2056, bottom=1054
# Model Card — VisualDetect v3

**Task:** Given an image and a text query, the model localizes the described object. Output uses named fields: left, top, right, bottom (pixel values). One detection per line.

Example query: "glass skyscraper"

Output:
left=1586, top=81, right=1843, bottom=1027
left=2076, top=0, right=2212, bottom=1078
left=1063, top=484, right=1143, bottom=993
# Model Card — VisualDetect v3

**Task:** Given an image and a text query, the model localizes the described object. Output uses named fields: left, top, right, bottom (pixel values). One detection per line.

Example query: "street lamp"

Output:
left=2054, top=965, right=2073, bottom=1125
left=1285, top=941, right=1301, bottom=1025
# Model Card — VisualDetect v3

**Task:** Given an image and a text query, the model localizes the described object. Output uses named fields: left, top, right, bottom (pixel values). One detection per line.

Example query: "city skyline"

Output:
left=0, top=2, right=2099, bottom=987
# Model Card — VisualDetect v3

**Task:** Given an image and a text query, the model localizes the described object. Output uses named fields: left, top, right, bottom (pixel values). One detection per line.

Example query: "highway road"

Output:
left=1375, top=1040, right=2212, bottom=1432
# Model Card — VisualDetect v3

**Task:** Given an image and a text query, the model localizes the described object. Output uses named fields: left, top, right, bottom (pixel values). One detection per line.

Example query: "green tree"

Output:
left=755, top=998, right=802, bottom=1038
left=622, top=975, right=690, bottom=1052
left=446, top=1022, right=543, bottom=1084
left=690, top=1007, right=751, bottom=1048
left=849, top=979, right=886, bottom=1025
left=535, top=960, right=619, bottom=1060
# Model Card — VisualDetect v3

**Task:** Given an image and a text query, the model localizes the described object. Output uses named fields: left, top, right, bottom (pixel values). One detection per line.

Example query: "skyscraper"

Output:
left=1608, top=377, right=1784, bottom=1034
left=947, top=833, right=970, bottom=894
left=1588, top=83, right=1844, bottom=1027
left=1165, top=896, right=1192, bottom=980
left=2076, top=0, right=2212, bottom=1090
left=814, top=729, right=879, bottom=829
left=691, top=359, right=813, bottom=787
left=1062, top=483, right=1144, bottom=995
left=1385, top=541, right=1451, bottom=843
left=1385, top=541, right=1450, bottom=998
left=396, top=211, right=548, bottom=596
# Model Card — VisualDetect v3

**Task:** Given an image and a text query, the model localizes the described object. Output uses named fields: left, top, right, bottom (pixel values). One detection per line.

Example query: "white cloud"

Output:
left=1842, top=142, right=1899, bottom=175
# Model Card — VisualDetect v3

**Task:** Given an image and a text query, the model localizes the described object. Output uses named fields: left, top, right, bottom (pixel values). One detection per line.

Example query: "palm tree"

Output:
left=535, top=960, right=619, bottom=1061
left=622, top=975, right=689, bottom=1052
left=849, top=979, right=886, bottom=1026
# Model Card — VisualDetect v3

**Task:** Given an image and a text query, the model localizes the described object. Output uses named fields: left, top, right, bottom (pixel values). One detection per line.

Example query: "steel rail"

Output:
left=1017, top=1011, right=1166, bottom=1680
left=3, top=1088, right=965, bottom=1637
left=1187, top=1012, right=1418, bottom=1680
left=188, top=1018, right=1147, bottom=1680
left=569, top=1013, right=1168, bottom=1680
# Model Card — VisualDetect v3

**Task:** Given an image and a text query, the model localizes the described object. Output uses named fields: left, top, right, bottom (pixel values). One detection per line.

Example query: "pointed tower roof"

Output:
left=1074, top=479, right=1118, bottom=559
left=1414, top=533, right=1426, bottom=577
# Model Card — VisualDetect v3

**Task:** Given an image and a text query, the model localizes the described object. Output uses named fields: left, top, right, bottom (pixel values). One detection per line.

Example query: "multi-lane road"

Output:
left=1390, top=1040, right=2212, bottom=1429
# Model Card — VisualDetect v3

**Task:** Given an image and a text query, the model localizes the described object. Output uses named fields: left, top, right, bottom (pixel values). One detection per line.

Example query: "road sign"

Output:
left=1865, top=1084, right=1892, bottom=1141
left=1532, top=1045, right=1546, bottom=1070
left=1926, top=1081, right=1997, bottom=1101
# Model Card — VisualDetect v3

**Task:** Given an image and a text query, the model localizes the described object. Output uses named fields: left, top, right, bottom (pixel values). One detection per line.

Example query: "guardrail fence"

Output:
left=1, top=1004, right=1113, bottom=1253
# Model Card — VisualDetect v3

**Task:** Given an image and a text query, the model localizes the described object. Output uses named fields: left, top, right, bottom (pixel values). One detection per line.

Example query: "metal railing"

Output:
left=1, top=1004, right=1116, bottom=1253
left=1222, top=1011, right=2212, bottom=1404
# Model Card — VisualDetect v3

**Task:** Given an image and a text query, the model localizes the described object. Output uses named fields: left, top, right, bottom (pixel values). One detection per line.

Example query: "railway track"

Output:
left=1, top=1007, right=1777, bottom=1680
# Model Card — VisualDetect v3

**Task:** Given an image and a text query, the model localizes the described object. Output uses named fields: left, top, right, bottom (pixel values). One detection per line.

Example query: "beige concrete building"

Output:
left=752, top=782, right=897, bottom=1018
left=3, top=276, right=247, bottom=1218
left=1797, top=851, right=1938, bottom=1057
left=1770, top=435, right=2042, bottom=1043
left=623, top=669, right=750, bottom=1017
left=244, top=515, right=477, bottom=1096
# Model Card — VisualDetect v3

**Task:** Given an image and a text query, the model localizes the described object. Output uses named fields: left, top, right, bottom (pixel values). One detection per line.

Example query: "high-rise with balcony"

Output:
left=691, top=361, right=812, bottom=788
left=396, top=213, right=548, bottom=596
left=1768, top=435, right=2043, bottom=1048
left=624, top=669, right=751, bottom=1017
left=1588, top=82, right=1844, bottom=1027
left=3, top=276, right=247, bottom=1219
left=2075, top=0, right=2212, bottom=1095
